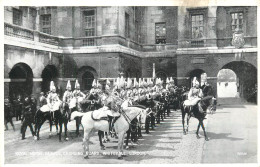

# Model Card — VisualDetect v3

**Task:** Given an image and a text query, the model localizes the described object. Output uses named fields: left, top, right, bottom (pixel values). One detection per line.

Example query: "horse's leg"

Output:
left=59, top=119, right=62, bottom=142
left=196, top=121, right=201, bottom=139
left=56, top=122, right=59, bottom=135
left=182, top=110, right=186, bottom=135
left=76, top=117, right=80, bottom=137
left=167, top=105, right=170, bottom=116
left=82, top=129, right=90, bottom=159
left=200, top=120, right=209, bottom=141
left=125, top=130, right=130, bottom=149
left=161, top=109, right=164, bottom=121
left=64, top=119, right=69, bottom=141
left=138, top=126, right=142, bottom=138
left=117, top=132, right=126, bottom=159
left=186, top=114, right=191, bottom=133
left=98, top=130, right=105, bottom=150
left=156, top=110, right=160, bottom=124
left=37, top=121, right=44, bottom=140
left=49, top=115, right=53, bottom=137
left=164, top=105, right=167, bottom=118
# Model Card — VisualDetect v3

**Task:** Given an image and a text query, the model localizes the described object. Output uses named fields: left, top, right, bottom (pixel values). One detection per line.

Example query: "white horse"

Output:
left=70, top=98, right=148, bottom=159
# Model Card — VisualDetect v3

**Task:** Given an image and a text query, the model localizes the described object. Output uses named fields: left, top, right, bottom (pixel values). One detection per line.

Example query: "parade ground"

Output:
left=4, top=99, right=257, bottom=164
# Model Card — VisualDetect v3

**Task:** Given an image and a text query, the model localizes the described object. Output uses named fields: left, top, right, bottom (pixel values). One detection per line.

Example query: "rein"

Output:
left=120, top=107, right=142, bottom=132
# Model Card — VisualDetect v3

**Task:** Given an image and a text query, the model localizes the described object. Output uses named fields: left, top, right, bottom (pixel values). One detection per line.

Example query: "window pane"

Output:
left=191, top=14, right=204, bottom=39
left=83, top=10, right=96, bottom=36
left=231, top=12, right=243, bottom=31
left=40, top=14, right=51, bottom=34
left=13, top=8, right=22, bottom=26
left=155, top=22, right=166, bottom=44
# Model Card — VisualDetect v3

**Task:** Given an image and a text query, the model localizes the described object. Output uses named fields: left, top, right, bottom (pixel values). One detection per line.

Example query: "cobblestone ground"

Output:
left=5, top=109, right=209, bottom=164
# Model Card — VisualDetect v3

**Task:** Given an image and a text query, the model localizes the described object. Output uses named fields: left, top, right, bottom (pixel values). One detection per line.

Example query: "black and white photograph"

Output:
left=2, top=0, right=259, bottom=165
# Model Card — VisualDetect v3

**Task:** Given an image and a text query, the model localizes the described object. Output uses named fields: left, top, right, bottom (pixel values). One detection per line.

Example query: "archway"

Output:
left=189, top=69, right=206, bottom=87
left=78, top=66, right=98, bottom=91
left=156, top=71, right=167, bottom=87
left=219, top=61, right=257, bottom=103
left=217, top=69, right=237, bottom=97
left=82, top=71, right=94, bottom=90
left=41, top=65, right=59, bottom=93
left=9, top=63, right=33, bottom=99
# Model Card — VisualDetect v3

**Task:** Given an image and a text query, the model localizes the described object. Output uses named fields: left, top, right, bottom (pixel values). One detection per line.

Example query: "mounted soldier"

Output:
left=85, top=79, right=101, bottom=112
left=184, top=77, right=203, bottom=111
left=21, top=96, right=35, bottom=140
left=46, top=81, right=61, bottom=122
left=63, top=80, right=74, bottom=119
left=72, top=80, right=86, bottom=112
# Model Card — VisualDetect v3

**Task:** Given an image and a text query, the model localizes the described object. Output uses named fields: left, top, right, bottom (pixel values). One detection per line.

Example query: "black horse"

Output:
left=180, top=91, right=216, bottom=141
left=34, top=103, right=70, bottom=142
left=34, top=109, right=57, bottom=140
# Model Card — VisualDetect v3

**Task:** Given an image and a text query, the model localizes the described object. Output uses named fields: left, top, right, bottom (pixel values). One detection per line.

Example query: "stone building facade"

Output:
left=4, top=6, right=257, bottom=100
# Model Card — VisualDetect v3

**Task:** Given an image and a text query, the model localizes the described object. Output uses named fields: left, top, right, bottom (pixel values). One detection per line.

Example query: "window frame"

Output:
left=225, top=7, right=248, bottom=36
left=187, top=7, right=208, bottom=39
left=82, top=9, right=96, bottom=37
left=13, top=8, right=22, bottom=26
left=40, top=14, right=52, bottom=35
left=230, top=12, right=244, bottom=32
left=191, top=14, right=204, bottom=39
left=125, top=12, right=130, bottom=38
left=155, top=22, right=166, bottom=44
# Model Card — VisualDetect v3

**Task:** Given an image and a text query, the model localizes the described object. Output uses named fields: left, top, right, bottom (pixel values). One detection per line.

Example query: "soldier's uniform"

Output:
left=184, top=77, right=203, bottom=112
left=63, top=80, right=74, bottom=107
left=85, top=88, right=100, bottom=111
left=21, top=97, right=35, bottom=140
left=4, top=98, right=15, bottom=131
left=73, top=80, right=86, bottom=112
left=145, top=93, right=156, bottom=132
left=14, top=95, right=23, bottom=121
left=46, top=81, right=61, bottom=121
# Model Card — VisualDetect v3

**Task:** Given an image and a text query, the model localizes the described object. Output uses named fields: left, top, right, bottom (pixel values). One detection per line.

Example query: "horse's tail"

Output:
left=70, top=111, right=85, bottom=121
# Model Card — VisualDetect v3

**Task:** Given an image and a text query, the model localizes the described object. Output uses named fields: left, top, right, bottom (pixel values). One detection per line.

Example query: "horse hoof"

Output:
left=118, top=156, right=123, bottom=160
left=65, top=137, right=69, bottom=141
left=84, top=155, right=89, bottom=159
left=183, top=132, right=186, bottom=135
left=205, top=137, right=209, bottom=141
left=196, top=135, right=200, bottom=139
left=101, top=146, right=105, bottom=150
